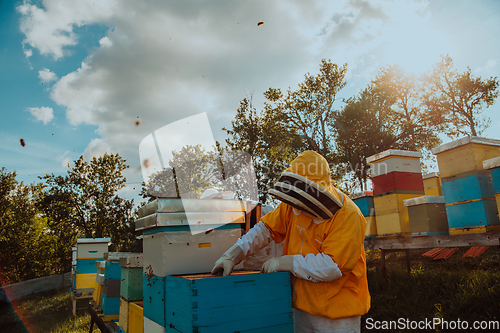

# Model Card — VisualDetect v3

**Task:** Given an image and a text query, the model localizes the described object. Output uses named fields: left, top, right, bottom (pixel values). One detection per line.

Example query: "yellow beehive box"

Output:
left=93, top=281, right=103, bottom=307
left=449, top=225, right=500, bottom=235
left=431, top=137, right=500, bottom=179
left=128, top=301, right=144, bottom=333
left=365, top=216, right=377, bottom=239
left=119, top=298, right=129, bottom=332
left=496, top=193, right=500, bottom=215
left=374, top=193, right=421, bottom=236
left=76, top=273, right=96, bottom=290
left=423, top=172, right=442, bottom=196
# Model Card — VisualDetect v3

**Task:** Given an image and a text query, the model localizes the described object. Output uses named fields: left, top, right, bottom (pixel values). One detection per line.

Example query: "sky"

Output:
left=1, top=0, right=500, bottom=204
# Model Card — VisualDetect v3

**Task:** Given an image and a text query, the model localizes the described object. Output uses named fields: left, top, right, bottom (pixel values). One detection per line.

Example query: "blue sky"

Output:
left=1, top=0, right=500, bottom=202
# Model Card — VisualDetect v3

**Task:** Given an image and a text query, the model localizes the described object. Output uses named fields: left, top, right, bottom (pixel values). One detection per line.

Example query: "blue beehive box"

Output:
left=441, top=170, right=496, bottom=204
left=484, top=156, right=500, bottom=194
left=101, top=293, right=121, bottom=315
left=104, top=260, right=121, bottom=280
left=351, top=191, right=375, bottom=217
left=164, top=271, right=293, bottom=333
left=143, top=274, right=166, bottom=327
left=446, top=199, right=499, bottom=229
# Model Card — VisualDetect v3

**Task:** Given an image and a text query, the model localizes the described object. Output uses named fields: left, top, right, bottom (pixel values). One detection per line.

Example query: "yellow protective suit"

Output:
left=261, top=150, right=370, bottom=319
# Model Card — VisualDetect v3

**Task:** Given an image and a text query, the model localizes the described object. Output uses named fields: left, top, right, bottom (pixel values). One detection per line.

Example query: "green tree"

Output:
left=39, top=154, right=134, bottom=248
left=333, top=66, right=443, bottom=192
left=0, top=168, right=58, bottom=284
left=224, top=59, right=348, bottom=201
left=423, top=54, right=499, bottom=137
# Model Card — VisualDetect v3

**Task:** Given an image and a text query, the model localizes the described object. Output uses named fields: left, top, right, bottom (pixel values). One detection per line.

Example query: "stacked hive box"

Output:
left=101, top=252, right=123, bottom=321
left=136, top=198, right=293, bottom=333
left=351, top=191, right=377, bottom=239
left=432, top=137, right=500, bottom=235
left=72, top=238, right=110, bottom=292
left=137, top=198, right=245, bottom=332
left=403, top=196, right=449, bottom=237
left=367, top=150, right=424, bottom=238
left=118, top=254, right=144, bottom=333
left=102, top=253, right=145, bottom=323
left=483, top=156, right=500, bottom=215
left=423, top=173, right=442, bottom=196
left=92, top=261, right=106, bottom=309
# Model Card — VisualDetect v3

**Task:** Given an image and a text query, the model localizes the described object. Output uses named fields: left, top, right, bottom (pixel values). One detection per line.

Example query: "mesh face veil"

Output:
left=269, top=171, right=343, bottom=220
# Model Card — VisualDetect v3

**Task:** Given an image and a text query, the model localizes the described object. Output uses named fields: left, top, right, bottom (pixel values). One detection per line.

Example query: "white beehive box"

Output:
left=76, top=238, right=111, bottom=259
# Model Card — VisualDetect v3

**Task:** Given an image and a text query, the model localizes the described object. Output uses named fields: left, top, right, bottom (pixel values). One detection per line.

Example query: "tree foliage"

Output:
left=39, top=153, right=136, bottom=251
left=0, top=168, right=58, bottom=284
left=224, top=59, right=348, bottom=201
left=423, top=54, right=499, bottom=137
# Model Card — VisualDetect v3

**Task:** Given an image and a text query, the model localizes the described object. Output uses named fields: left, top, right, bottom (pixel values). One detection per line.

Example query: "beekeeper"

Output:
left=211, top=150, right=370, bottom=333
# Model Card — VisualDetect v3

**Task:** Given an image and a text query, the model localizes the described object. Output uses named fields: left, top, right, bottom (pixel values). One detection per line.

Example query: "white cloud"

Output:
left=27, top=106, right=55, bottom=124
left=83, top=138, right=112, bottom=159
left=38, top=68, right=57, bottom=84
left=474, top=59, right=498, bottom=75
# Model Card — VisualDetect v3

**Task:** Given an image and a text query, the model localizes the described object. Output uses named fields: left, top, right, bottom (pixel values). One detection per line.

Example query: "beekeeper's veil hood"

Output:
left=268, top=150, right=343, bottom=220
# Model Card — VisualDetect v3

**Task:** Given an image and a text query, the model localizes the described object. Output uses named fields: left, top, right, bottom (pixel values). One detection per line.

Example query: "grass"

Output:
left=0, top=289, right=98, bottom=333
left=1, top=247, right=499, bottom=332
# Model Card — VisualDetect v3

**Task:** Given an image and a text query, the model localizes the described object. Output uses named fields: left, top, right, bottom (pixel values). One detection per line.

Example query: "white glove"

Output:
left=261, top=253, right=342, bottom=282
left=211, top=243, right=244, bottom=276
left=261, top=255, right=294, bottom=273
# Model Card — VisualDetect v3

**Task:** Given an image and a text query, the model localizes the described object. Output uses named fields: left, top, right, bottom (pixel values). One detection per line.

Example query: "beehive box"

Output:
left=76, top=238, right=110, bottom=259
left=144, top=317, right=166, bottom=333
left=164, top=271, right=293, bottom=333
left=367, top=150, right=422, bottom=177
left=445, top=199, right=499, bottom=230
left=371, top=172, right=424, bottom=195
left=142, top=229, right=242, bottom=277
left=441, top=170, right=495, bottom=204
left=365, top=216, right=377, bottom=239
left=119, top=298, right=129, bottom=332
left=351, top=191, right=375, bottom=217
left=120, top=254, right=143, bottom=302
left=103, top=279, right=121, bottom=298
left=128, top=302, right=144, bottom=333
left=483, top=156, right=500, bottom=214
left=374, top=193, right=423, bottom=236
left=449, top=225, right=500, bottom=235
left=101, top=293, right=121, bottom=316
left=143, top=274, right=166, bottom=327
left=423, top=172, right=442, bottom=196
left=404, top=196, right=448, bottom=236
left=431, top=136, right=500, bottom=179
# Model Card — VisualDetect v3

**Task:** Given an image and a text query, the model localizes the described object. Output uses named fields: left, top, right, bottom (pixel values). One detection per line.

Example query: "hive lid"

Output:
left=138, top=198, right=247, bottom=218
left=76, top=238, right=111, bottom=244
left=483, top=156, right=500, bottom=170
left=403, top=196, right=445, bottom=206
left=431, top=136, right=500, bottom=155
left=422, top=172, right=440, bottom=180
left=366, top=150, right=422, bottom=164
left=135, top=211, right=245, bottom=232
left=119, top=254, right=143, bottom=267
left=350, top=191, right=373, bottom=199
left=104, top=252, right=142, bottom=261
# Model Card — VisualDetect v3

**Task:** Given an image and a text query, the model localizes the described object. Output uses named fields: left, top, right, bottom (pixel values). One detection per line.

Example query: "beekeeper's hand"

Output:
left=261, top=255, right=294, bottom=273
left=211, top=243, right=244, bottom=276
